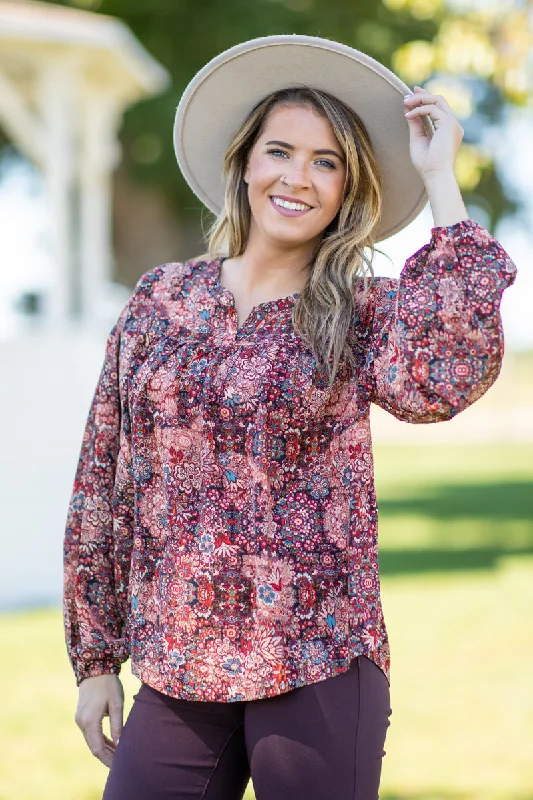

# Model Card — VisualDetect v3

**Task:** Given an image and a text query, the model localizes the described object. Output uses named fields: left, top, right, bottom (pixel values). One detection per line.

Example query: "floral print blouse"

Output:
left=63, top=219, right=516, bottom=702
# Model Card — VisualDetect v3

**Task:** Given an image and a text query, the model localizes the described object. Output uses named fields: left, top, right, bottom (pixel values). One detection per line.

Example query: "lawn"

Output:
left=1, top=442, right=532, bottom=800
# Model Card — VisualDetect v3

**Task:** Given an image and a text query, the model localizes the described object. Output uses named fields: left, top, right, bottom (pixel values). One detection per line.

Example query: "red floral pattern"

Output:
left=63, top=219, right=516, bottom=701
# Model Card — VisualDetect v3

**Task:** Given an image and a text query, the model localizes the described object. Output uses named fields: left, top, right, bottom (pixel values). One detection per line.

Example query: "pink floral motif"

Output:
left=63, top=219, right=516, bottom=701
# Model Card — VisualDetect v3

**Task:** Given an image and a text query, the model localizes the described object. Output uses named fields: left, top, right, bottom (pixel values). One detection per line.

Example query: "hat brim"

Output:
left=174, top=35, right=429, bottom=243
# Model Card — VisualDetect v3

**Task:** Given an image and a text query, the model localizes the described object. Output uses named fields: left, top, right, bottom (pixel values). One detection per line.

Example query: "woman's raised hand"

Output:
left=403, top=85, right=464, bottom=180
left=75, top=673, right=124, bottom=767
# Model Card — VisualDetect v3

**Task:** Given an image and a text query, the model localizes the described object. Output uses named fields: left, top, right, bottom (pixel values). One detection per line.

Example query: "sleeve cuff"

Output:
left=75, top=658, right=123, bottom=686
left=430, top=217, right=480, bottom=243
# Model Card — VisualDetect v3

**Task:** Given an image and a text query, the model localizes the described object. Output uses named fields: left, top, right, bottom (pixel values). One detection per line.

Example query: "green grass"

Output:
left=1, top=443, right=532, bottom=800
left=376, top=443, right=533, bottom=800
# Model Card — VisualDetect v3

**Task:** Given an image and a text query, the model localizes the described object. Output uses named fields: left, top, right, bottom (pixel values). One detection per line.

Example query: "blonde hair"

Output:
left=208, top=87, right=384, bottom=385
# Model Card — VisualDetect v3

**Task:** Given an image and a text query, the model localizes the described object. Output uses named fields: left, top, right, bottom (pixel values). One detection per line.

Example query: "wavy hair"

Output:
left=208, top=86, right=384, bottom=385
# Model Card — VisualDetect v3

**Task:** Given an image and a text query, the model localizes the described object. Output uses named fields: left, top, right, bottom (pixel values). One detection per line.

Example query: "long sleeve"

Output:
left=63, top=304, right=134, bottom=685
left=364, top=218, right=517, bottom=422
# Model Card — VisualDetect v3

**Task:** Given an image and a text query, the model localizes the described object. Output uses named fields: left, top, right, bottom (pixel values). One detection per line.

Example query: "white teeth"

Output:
left=272, top=197, right=311, bottom=212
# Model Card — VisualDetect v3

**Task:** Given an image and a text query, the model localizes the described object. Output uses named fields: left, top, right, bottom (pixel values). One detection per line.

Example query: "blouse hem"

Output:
left=129, top=645, right=390, bottom=704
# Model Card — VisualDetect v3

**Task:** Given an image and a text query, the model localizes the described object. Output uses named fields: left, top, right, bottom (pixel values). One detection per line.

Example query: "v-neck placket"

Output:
left=206, top=257, right=300, bottom=341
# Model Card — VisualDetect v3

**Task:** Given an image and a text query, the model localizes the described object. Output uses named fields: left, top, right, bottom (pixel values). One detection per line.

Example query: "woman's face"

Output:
left=244, top=104, right=347, bottom=251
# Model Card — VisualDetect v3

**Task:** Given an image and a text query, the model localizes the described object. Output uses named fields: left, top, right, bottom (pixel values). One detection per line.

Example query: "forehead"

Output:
left=258, top=103, right=339, bottom=145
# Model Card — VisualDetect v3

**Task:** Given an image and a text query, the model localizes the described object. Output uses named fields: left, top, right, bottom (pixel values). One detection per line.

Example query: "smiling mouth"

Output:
left=270, top=196, right=313, bottom=214
left=271, top=196, right=312, bottom=211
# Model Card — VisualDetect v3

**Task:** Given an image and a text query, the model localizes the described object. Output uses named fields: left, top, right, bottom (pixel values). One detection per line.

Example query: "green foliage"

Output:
left=30, top=1, right=529, bottom=229
left=41, top=0, right=440, bottom=223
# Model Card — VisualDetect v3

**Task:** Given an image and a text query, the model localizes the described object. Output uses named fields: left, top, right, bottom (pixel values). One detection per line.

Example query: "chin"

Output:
left=272, top=234, right=318, bottom=250
left=264, top=222, right=324, bottom=249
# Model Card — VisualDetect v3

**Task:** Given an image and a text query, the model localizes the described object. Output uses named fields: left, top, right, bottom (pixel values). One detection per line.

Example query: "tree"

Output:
left=8, top=0, right=533, bottom=275
left=385, top=0, right=533, bottom=228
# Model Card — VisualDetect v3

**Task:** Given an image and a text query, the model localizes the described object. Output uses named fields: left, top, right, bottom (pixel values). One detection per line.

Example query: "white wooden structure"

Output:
left=0, top=0, right=169, bottom=322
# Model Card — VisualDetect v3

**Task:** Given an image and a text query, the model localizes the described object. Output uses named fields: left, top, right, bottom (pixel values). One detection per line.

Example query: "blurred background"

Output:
left=0, top=0, right=532, bottom=798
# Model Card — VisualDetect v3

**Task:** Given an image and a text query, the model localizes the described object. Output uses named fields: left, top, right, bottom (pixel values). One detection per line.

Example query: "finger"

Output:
left=82, top=735, right=114, bottom=767
left=109, top=698, right=124, bottom=746
left=404, top=92, right=453, bottom=115
left=404, top=108, right=435, bottom=139
left=103, top=733, right=117, bottom=750
left=98, top=737, right=116, bottom=766
left=100, top=747, right=115, bottom=768
left=83, top=720, right=112, bottom=766
left=414, top=84, right=450, bottom=102
left=405, top=86, right=426, bottom=98
left=404, top=103, right=446, bottom=119
left=403, top=93, right=437, bottom=107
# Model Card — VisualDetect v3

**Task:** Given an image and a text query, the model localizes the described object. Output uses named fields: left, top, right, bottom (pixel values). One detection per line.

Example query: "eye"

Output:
left=266, top=148, right=289, bottom=159
left=315, top=158, right=336, bottom=170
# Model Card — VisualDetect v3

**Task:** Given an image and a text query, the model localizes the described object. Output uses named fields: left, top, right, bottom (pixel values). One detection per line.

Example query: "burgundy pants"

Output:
left=103, top=655, right=391, bottom=800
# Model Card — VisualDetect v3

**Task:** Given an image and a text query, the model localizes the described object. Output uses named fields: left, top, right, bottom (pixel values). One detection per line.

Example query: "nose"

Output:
left=281, top=161, right=310, bottom=191
left=282, top=177, right=306, bottom=191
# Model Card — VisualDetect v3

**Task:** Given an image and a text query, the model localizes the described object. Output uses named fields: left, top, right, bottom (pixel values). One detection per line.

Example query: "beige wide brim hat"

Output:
left=174, top=34, right=430, bottom=242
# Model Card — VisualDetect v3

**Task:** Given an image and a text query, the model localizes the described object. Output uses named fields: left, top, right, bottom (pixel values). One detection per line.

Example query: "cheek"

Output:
left=319, top=175, right=345, bottom=214
left=247, top=154, right=286, bottom=197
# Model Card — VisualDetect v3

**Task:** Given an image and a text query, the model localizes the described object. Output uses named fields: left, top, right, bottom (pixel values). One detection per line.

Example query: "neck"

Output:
left=230, top=227, right=318, bottom=295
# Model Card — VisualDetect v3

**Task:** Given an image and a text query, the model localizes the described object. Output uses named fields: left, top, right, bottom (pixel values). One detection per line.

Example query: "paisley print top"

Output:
left=63, top=219, right=516, bottom=701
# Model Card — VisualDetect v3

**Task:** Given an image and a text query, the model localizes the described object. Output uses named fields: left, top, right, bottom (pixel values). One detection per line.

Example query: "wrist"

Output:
left=422, top=169, right=458, bottom=189
left=423, top=169, right=469, bottom=228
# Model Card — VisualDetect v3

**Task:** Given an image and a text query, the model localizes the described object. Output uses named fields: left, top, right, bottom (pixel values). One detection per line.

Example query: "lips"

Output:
left=269, top=195, right=313, bottom=217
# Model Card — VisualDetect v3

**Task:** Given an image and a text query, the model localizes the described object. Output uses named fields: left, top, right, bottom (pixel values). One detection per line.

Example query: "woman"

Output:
left=63, top=35, right=516, bottom=800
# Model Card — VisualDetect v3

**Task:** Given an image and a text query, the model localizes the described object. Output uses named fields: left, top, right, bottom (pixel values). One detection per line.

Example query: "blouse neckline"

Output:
left=206, top=256, right=301, bottom=319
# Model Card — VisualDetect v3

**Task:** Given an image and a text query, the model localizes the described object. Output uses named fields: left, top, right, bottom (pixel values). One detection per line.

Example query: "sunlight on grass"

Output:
left=380, top=559, right=533, bottom=798
left=1, top=443, right=532, bottom=800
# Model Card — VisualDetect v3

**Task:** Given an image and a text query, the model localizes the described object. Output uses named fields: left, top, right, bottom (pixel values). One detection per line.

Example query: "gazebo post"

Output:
left=0, top=65, right=44, bottom=166
left=38, top=60, right=78, bottom=323
left=79, top=89, right=122, bottom=321
left=0, top=0, right=169, bottom=327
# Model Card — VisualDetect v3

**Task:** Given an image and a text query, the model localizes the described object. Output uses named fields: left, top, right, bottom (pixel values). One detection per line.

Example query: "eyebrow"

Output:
left=265, top=140, right=344, bottom=162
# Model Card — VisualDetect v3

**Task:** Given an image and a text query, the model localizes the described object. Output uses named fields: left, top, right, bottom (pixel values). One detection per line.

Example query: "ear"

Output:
left=244, top=162, right=250, bottom=184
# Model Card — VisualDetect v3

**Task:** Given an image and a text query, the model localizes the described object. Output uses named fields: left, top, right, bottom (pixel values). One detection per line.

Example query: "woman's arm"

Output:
left=64, top=263, right=168, bottom=767
left=424, top=170, right=469, bottom=229
left=63, top=304, right=134, bottom=686
left=364, top=219, right=517, bottom=423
